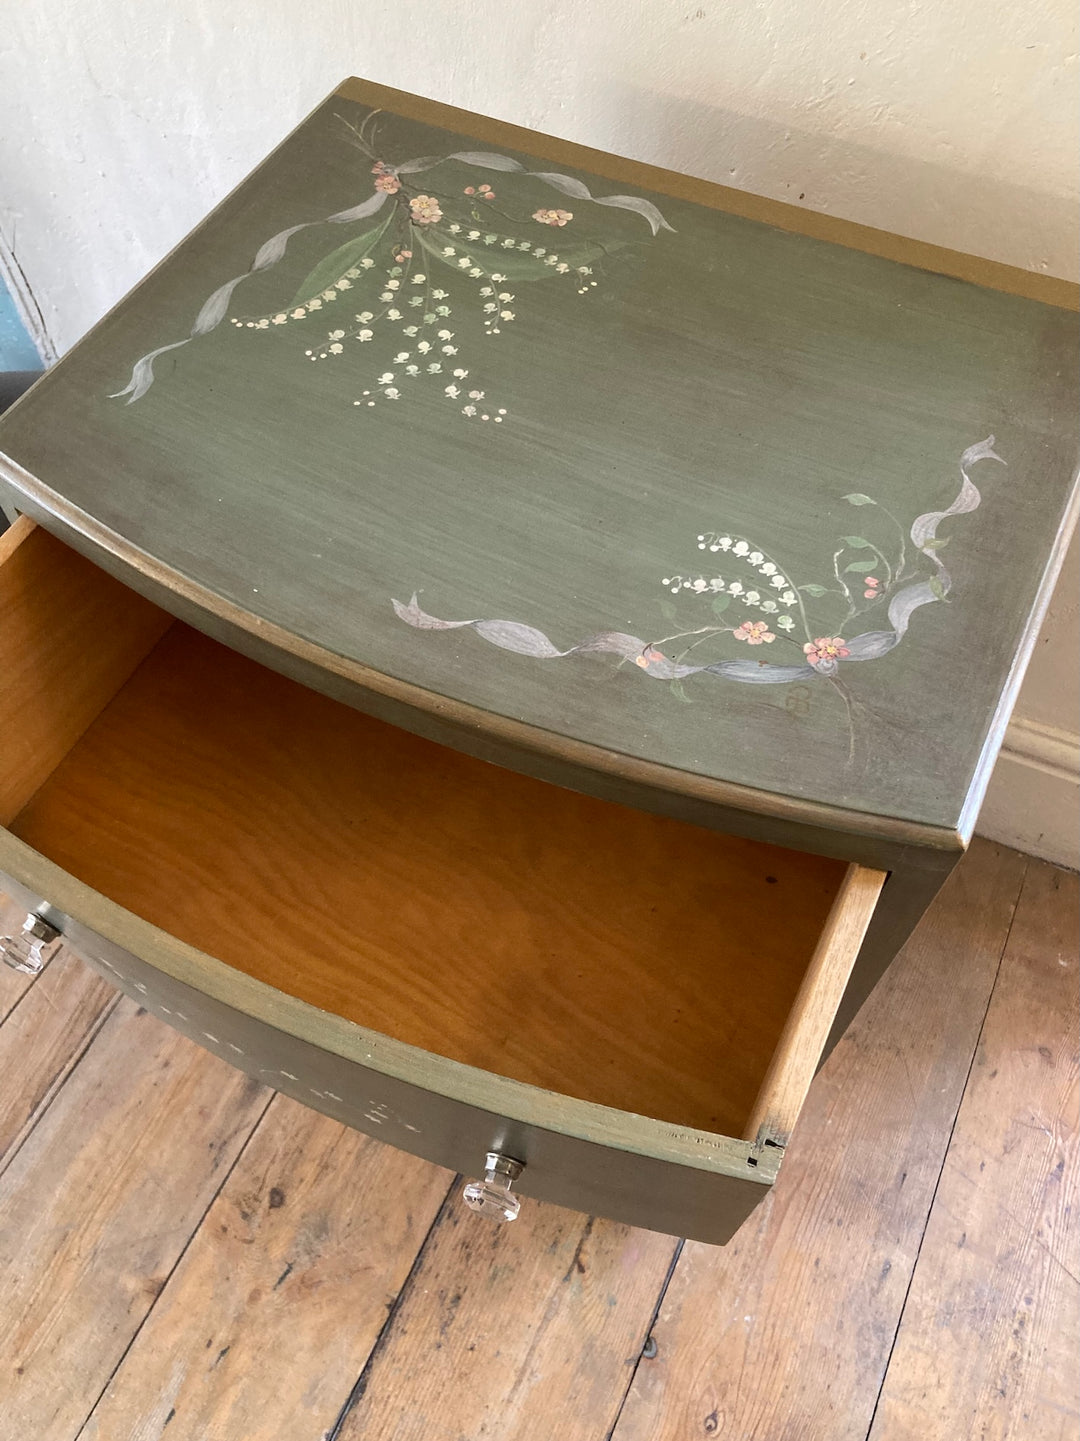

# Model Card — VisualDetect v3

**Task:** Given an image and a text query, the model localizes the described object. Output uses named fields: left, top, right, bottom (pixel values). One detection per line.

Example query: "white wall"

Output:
left=2, top=0, right=1077, bottom=859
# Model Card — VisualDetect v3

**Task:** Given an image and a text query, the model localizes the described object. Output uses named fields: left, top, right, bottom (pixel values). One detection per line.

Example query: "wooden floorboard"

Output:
left=868, top=860, right=1079, bottom=1440
left=608, top=838, right=1026, bottom=1441
left=0, top=840, right=1075, bottom=1440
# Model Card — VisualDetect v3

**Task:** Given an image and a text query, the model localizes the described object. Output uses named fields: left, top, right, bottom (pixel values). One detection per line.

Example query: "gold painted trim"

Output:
left=336, top=76, right=1078, bottom=312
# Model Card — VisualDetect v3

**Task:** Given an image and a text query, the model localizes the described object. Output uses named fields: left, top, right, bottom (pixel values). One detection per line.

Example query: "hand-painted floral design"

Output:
left=392, top=438, right=1005, bottom=762
left=110, top=107, right=674, bottom=423
left=734, top=620, right=775, bottom=645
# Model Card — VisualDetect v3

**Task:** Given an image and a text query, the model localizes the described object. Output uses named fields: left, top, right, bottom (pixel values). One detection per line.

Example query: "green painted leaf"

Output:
left=669, top=679, right=694, bottom=704
left=800, top=583, right=830, bottom=597
left=844, top=560, right=878, bottom=574
left=928, top=576, right=949, bottom=601
left=659, top=600, right=678, bottom=621
left=290, top=226, right=388, bottom=306
left=842, top=536, right=873, bottom=548
left=710, top=594, right=731, bottom=616
left=842, top=493, right=875, bottom=506
left=922, top=536, right=950, bottom=551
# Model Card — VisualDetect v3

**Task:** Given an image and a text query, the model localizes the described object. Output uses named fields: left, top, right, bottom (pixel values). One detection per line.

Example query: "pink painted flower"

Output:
left=371, top=161, right=391, bottom=176
left=804, top=636, right=850, bottom=664
left=409, top=195, right=443, bottom=225
left=533, top=208, right=573, bottom=226
left=733, top=620, right=776, bottom=646
left=464, top=186, right=476, bottom=195
left=634, top=647, right=666, bottom=669
left=863, top=575, right=880, bottom=600
left=374, top=173, right=401, bottom=194
left=394, top=249, right=412, bottom=263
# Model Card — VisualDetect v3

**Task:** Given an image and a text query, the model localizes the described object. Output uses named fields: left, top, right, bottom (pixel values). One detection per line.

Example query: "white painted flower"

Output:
left=532, top=249, right=546, bottom=259
left=357, top=311, right=374, bottom=323
left=322, top=290, right=338, bottom=301
left=498, top=292, right=513, bottom=302
left=404, top=364, right=419, bottom=375
left=577, top=265, right=592, bottom=275
left=387, top=308, right=402, bottom=320
left=777, top=615, right=796, bottom=631
left=408, top=296, right=424, bottom=307
left=444, top=384, right=461, bottom=398
left=357, top=329, right=373, bottom=341
left=427, top=362, right=442, bottom=373
left=329, top=329, right=345, bottom=340
left=468, top=389, right=485, bottom=400
left=732, top=540, right=750, bottom=557
left=432, top=289, right=448, bottom=299
left=483, top=302, right=497, bottom=314
left=760, top=600, right=778, bottom=613
left=457, top=257, right=471, bottom=269
left=442, top=344, right=458, bottom=354
left=718, top=536, right=733, bottom=550
left=691, top=578, right=708, bottom=592
left=307, top=298, right=323, bottom=310
left=435, top=305, right=451, bottom=316
left=484, top=234, right=497, bottom=244
left=394, top=351, right=410, bottom=363
left=442, top=246, right=456, bottom=257
left=469, top=267, right=483, bottom=278
left=467, top=229, right=480, bottom=240
left=345, top=268, right=361, bottom=279
left=745, top=590, right=761, bottom=604
left=437, top=329, right=454, bottom=340
left=384, top=387, right=400, bottom=399
left=379, top=291, right=394, bottom=302
left=500, top=310, right=515, bottom=321
left=272, top=313, right=288, bottom=325
left=448, top=223, right=462, bottom=234
left=770, top=575, right=786, bottom=589
left=411, top=273, right=426, bottom=284
left=480, top=286, right=494, bottom=297
left=728, top=581, right=744, bottom=595
left=759, top=561, right=777, bottom=576
left=491, top=273, right=507, bottom=282
left=386, top=279, right=400, bottom=290
left=360, top=258, right=375, bottom=269
left=417, top=340, right=432, bottom=353
left=328, top=343, right=343, bottom=354
left=453, top=367, right=468, bottom=378
left=555, top=263, right=569, bottom=273
left=462, top=404, right=477, bottom=416
left=517, top=240, right=532, bottom=250
left=378, top=372, right=395, bottom=384
left=709, top=578, right=724, bottom=592
left=335, top=278, right=352, bottom=290
left=402, top=325, right=418, bottom=336
left=781, top=590, right=797, bottom=605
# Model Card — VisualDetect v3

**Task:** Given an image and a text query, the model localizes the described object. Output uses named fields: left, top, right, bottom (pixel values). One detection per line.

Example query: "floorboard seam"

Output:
left=325, top=1176, right=461, bottom=1441
left=0, top=949, right=51, bottom=1028
left=861, top=854, right=1031, bottom=1440
left=0, top=987, right=121, bottom=1181
left=603, top=1236, right=685, bottom=1441
left=70, top=1084, right=279, bottom=1441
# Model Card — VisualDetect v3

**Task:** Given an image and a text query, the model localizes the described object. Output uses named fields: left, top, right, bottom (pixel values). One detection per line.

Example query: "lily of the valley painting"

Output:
left=395, top=437, right=1005, bottom=759
left=111, top=107, right=672, bottom=422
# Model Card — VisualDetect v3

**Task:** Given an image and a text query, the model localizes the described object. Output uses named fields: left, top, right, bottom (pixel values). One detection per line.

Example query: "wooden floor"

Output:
left=0, top=840, right=1075, bottom=1440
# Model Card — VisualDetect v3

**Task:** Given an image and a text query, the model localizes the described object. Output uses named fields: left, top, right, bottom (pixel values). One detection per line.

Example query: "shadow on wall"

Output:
left=590, top=84, right=1078, bottom=278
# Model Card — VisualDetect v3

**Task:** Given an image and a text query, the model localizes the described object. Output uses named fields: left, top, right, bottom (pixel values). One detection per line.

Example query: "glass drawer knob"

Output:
left=1, top=913, right=61, bottom=975
left=463, top=1152, right=524, bottom=1222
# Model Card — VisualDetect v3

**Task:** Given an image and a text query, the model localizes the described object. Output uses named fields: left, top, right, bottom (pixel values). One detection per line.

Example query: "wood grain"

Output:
left=0, top=889, right=41, bottom=1021
left=78, top=1095, right=451, bottom=1441
left=333, top=1194, right=679, bottom=1441
left=0, top=998, right=270, bottom=1441
left=745, top=863, right=884, bottom=1144
left=0, top=941, right=116, bottom=1176
left=0, top=519, right=171, bottom=826
left=869, top=860, right=1079, bottom=1441
left=13, top=622, right=850, bottom=1138
left=609, top=840, right=1026, bottom=1441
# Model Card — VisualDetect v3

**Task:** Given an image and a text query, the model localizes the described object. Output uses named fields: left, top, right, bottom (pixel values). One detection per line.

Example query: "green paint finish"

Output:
left=0, top=95, right=1076, bottom=831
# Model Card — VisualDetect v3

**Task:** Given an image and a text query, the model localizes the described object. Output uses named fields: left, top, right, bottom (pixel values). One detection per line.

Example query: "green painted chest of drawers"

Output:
left=0, top=78, right=1075, bottom=1244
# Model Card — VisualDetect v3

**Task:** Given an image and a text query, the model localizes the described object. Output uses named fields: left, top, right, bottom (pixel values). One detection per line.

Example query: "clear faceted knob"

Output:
left=1, top=913, right=61, bottom=975
left=463, top=1152, right=524, bottom=1222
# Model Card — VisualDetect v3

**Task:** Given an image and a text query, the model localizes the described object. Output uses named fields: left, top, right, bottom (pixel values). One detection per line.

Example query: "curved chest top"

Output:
left=1, top=78, right=1077, bottom=851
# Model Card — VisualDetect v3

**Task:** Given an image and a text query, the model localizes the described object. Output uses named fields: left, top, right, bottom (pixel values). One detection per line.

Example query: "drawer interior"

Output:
left=2, top=523, right=875, bottom=1140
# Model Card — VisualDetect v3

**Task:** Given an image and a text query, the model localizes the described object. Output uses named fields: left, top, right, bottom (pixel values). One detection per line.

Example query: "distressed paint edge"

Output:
left=0, top=464, right=967, bottom=857
left=335, top=77, right=1079, bottom=311
left=0, top=828, right=776, bottom=1186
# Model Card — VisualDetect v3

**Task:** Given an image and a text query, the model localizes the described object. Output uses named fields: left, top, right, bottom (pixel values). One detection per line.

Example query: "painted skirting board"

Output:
left=979, top=717, right=1079, bottom=870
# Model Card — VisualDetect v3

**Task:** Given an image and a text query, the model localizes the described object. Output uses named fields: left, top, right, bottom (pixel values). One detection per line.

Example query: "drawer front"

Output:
left=0, top=857, right=773, bottom=1245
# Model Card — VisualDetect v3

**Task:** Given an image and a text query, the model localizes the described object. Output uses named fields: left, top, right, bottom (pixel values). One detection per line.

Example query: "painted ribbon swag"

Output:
left=111, top=109, right=673, bottom=422
left=393, top=436, right=1004, bottom=695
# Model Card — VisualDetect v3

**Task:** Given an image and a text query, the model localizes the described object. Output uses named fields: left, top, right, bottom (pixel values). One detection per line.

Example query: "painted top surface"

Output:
left=0, top=87, right=1077, bottom=833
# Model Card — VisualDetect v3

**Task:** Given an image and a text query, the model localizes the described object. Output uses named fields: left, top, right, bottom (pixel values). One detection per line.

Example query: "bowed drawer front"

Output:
left=0, top=520, right=883, bottom=1244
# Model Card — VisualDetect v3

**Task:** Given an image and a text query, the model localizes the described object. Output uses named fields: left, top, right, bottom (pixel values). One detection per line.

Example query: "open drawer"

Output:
left=0, top=519, right=884, bottom=1244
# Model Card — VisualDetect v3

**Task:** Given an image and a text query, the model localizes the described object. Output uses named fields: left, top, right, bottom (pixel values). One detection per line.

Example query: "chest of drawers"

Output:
left=1, top=78, right=1075, bottom=1244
